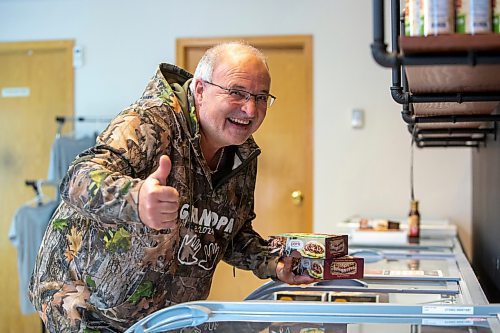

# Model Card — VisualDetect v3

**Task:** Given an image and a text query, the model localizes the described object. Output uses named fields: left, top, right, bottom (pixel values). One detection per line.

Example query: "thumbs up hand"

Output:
left=138, top=155, right=180, bottom=230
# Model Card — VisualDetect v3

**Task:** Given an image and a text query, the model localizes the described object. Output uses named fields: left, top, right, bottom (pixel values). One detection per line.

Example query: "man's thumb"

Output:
left=150, top=155, right=171, bottom=186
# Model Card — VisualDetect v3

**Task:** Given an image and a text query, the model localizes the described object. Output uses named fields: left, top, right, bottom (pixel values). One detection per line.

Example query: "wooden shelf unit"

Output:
left=400, top=34, right=500, bottom=55
left=371, top=0, right=500, bottom=148
left=400, top=35, right=500, bottom=147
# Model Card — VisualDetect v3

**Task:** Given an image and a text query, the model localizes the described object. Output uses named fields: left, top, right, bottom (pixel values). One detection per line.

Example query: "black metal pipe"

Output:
left=416, top=136, right=485, bottom=142
left=391, top=86, right=409, bottom=104
left=373, top=0, right=385, bottom=45
left=401, top=110, right=414, bottom=124
left=416, top=128, right=496, bottom=135
left=413, top=114, right=500, bottom=123
left=371, top=44, right=399, bottom=68
left=391, top=0, right=400, bottom=55
left=409, top=92, right=500, bottom=103
left=391, top=90, right=500, bottom=105
left=401, top=111, right=500, bottom=124
left=371, top=0, right=400, bottom=68
left=390, top=0, right=403, bottom=94
left=417, top=141, right=481, bottom=148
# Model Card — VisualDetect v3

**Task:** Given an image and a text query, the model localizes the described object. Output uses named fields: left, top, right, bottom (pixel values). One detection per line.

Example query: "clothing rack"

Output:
left=24, top=179, right=58, bottom=206
left=55, top=115, right=112, bottom=137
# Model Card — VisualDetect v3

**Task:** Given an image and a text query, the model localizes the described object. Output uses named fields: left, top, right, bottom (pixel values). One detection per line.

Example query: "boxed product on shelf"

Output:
left=294, top=256, right=365, bottom=280
left=350, top=229, right=408, bottom=246
left=268, top=232, right=348, bottom=259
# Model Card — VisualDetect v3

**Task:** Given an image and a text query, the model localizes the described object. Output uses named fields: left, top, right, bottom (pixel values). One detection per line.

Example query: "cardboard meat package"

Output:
left=268, top=232, right=364, bottom=280
left=294, top=256, right=364, bottom=280
left=268, top=233, right=348, bottom=259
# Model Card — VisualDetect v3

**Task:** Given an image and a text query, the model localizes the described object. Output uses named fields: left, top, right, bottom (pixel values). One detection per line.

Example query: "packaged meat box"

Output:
left=268, top=233, right=348, bottom=259
left=294, top=256, right=364, bottom=280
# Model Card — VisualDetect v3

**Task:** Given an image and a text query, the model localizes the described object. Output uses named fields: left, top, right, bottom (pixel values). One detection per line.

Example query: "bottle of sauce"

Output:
left=408, top=200, right=420, bottom=240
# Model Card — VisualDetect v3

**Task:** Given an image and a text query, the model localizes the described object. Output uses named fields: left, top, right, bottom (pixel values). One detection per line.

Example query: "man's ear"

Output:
left=194, top=79, right=205, bottom=101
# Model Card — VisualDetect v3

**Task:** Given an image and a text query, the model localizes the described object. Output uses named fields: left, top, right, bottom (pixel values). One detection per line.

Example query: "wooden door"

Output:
left=177, top=35, right=313, bottom=300
left=0, top=40, right=74, bottom=333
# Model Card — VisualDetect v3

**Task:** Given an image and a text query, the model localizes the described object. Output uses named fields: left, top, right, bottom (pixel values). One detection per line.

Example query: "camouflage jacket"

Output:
left=29, top=63, right=278, bottom=332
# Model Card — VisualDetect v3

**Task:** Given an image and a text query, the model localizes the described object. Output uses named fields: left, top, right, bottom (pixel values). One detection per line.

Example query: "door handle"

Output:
left=291, top=190, right=303, bottom=206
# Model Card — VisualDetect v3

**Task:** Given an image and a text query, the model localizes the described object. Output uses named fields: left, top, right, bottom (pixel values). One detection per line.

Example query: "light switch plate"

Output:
left=73, top=45, right=84, bottom=69
left=351, top=108, right=364, bottom=129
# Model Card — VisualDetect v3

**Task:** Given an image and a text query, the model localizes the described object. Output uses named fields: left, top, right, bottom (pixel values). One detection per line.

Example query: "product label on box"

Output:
left=299, top=257, right=364, bottom=280
left=330, top=261, right=358, bottom=275
left=288, top=239, right=304, bottom=249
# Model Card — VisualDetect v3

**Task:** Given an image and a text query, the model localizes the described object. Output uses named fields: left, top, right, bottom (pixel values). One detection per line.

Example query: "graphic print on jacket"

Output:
left=177, top=203, right=236, bottom=271
left=172, top=162, right=252, bottom=280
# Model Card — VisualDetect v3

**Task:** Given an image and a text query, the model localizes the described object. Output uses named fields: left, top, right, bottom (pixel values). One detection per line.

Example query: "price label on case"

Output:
left=422, top=318, right=474, bottom=326
left=422, top=306, right=473, bottom=315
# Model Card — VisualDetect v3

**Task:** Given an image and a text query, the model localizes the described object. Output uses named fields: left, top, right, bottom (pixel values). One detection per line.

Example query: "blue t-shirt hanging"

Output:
left=9, top=201, right=58, bottom=314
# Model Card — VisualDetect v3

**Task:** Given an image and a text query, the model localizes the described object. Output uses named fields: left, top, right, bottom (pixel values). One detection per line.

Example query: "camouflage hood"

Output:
left=29, top=63, right=278, bottom=333
left=137, top=63, right=197, bottom=136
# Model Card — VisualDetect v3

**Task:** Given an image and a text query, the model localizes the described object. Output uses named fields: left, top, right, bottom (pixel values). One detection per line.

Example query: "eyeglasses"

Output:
left=203, top=80, right=276, bottom=108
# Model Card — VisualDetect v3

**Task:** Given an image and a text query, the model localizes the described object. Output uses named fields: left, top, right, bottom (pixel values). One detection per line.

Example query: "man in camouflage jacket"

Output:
left=29, top=43, right=314, bottom=332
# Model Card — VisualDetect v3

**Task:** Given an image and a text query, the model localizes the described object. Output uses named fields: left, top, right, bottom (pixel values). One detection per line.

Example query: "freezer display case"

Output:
left=127, top=230, right=498, bottom=333
left=126, top=301, right=500, bottom=333
left=247, top=235, right=484, bottom=306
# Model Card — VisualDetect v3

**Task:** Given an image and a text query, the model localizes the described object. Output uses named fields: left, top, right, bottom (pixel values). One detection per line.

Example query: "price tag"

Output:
left=422, top=306, right=473, bottom=315
left=422, top=318, right=474, bottom=326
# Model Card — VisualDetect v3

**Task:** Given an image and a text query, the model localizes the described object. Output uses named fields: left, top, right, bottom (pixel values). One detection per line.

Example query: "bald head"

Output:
left=189, top=42, right=270, bottom=94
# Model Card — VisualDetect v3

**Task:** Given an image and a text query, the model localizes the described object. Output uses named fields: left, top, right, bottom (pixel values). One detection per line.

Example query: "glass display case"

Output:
left=126, top=301, right=500, bottom=333
left=126, top=221, right=498, bottom=332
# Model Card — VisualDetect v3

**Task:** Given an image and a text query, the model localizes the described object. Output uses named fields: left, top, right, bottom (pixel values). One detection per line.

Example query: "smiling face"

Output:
left=194, top=47, right=271, bottom=158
